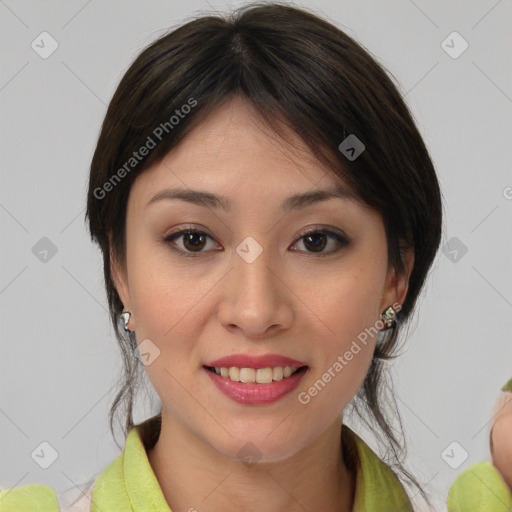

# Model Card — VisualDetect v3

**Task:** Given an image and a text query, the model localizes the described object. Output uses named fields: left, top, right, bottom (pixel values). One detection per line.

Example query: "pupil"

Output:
left=185, top=233, right=205, bottom=251
left=305, top=234, right=326, bottom=252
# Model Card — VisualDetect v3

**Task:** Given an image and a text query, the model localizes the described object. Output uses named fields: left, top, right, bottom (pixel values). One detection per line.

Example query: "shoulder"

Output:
left=0, top=484, right=59, bottom=511
left=0, top=480, right=94, bottom=512
left=448, top=461, right=512, bottom=511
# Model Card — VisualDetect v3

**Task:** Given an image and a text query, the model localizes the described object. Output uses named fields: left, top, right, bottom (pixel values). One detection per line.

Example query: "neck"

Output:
left=146, top=413, right=356, bottom=512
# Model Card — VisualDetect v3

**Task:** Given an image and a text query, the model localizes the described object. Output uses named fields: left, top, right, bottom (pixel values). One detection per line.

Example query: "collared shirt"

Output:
left=0, top=418, right=414, bottom=511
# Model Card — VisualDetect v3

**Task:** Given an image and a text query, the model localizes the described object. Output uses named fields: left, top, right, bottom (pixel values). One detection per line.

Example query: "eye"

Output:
left=290, top=228, right=350, bottom=256
left=162, top=226, right=350, bottom=258
left=163, top=228, right=219, bottom=258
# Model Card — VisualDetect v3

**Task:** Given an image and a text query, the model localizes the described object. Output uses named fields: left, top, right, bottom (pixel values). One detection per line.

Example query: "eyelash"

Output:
left=161, top=226, right=350, bottom=259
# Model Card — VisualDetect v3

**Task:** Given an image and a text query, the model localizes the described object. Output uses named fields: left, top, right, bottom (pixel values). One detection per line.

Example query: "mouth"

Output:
left=203, top=364, right=309, bottom=405
left=203, top=365, right=309, bottom=384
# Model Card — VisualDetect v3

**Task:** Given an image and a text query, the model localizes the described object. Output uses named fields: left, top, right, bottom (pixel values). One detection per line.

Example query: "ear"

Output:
left=380, top=247, right=414, bottom=314
left=110, top=245, right=135, bottom=330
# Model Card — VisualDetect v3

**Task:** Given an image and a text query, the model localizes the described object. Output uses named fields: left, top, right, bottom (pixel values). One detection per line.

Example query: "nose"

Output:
left=217, top=245, right=294, bottom=340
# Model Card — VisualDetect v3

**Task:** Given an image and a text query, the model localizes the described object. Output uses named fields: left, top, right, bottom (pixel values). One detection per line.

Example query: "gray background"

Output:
left=1, top=1, right=511, bottom=510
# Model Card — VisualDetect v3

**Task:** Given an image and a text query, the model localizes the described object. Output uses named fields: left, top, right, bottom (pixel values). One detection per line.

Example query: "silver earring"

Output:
left=380, top=305, right=397, bottom=329
left=121, top=310, right=131, bottom=332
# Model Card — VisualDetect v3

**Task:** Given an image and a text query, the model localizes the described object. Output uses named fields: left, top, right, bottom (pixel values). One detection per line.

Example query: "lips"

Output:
left=204, top=365, right=309, bottom=405
left=204, top=354, right=307, bottom=369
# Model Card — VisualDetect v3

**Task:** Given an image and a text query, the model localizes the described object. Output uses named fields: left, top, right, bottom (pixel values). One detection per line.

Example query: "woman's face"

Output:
left=112, top=96, right=412, bottom=462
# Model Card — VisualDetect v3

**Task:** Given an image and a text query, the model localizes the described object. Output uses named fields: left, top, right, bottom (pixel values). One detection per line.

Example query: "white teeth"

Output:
left=211, top=365, right=301, bottom=383
left=228, top=367, right=239, bottom=381
left=273, top=366, right=284, bottom=381
left=239, top=368, right=256, bottom=383
left=256, top=367, right=273, bottom=384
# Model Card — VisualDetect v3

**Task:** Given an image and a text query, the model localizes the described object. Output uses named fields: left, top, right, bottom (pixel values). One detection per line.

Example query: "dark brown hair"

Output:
left=85, top=1, right=443, bottom=506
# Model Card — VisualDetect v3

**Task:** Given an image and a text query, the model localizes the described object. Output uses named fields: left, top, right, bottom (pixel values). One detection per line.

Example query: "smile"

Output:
left=205, top=365, right=304, bottom=383
left=203, top=365, right=309, bottom=405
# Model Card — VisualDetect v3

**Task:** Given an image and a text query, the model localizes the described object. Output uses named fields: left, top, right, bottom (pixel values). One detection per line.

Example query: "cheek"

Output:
left=127, top=227, right=187, bottom=301
left=301, top=265, right=384, bottom=410
left=127, top=242, right=198, bottom=345
left=127, top=258, right=207, bottom=413
left=131, top=273, right=205, bottom=346
left=320, top=263, right=385, bottom=345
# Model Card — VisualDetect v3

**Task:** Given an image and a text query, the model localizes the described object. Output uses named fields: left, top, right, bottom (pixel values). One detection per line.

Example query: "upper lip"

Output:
left=204, top=354, right=308, bottom=369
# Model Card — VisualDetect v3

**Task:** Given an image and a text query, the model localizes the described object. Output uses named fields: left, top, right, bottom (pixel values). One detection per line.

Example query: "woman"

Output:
left=2, top=2, right=501, bottom=511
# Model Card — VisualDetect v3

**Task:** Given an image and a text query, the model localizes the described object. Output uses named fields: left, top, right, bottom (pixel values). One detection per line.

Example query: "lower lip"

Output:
left=204, top=366, right=308, bottom=405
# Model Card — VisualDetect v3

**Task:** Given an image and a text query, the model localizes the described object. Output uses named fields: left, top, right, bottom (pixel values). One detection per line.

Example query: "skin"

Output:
left=111, top=95, right=414, bottom=512
left=491, top=392, right=512, bottom=488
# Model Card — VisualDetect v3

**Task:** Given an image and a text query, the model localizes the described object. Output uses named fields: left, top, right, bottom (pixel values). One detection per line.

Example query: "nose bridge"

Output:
left=221, top=236, right=290, bottom=334
left=233, top=238, right=277, bottom=302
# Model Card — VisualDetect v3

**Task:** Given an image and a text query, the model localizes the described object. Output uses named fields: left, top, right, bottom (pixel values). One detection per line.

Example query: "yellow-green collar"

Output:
left=348, top=428, right=413, bottom=511
left=91, top=420, right=412, bottom=511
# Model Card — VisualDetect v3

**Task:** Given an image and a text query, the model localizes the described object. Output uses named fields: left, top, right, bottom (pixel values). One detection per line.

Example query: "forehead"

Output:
left=171, top=97, right=328, bottom=177
left=129, top=96, right=362, bottom=212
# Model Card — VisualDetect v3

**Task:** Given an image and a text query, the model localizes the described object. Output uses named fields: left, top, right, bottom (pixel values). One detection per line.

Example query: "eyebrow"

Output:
left=145, top=185, right=357, bottom=213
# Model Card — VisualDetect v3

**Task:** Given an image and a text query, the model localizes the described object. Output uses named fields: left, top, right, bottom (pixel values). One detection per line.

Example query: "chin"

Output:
left=205, top=427, right=309, bottom=466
